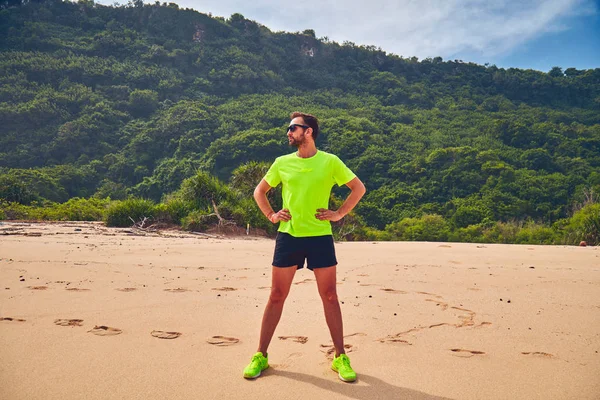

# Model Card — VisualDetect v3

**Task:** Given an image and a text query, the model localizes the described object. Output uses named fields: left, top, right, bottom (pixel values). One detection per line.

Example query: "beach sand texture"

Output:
left=1, top=222, right=599, bottom=400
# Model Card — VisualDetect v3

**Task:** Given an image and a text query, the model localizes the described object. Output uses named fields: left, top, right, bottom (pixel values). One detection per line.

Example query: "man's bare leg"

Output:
left=257, top=265, right=297, bottom=355
left=313, top=265, right=345, bottom=357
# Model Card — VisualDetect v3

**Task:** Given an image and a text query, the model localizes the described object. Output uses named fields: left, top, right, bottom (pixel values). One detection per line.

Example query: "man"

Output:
left=243, top=112, right=366, bottom=382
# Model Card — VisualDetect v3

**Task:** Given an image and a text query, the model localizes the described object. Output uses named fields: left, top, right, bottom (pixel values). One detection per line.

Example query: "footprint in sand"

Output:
left=377, top=335, right=412, bottom=345
left=416, top=291, right=443, bottom=299
left=88, top=325, right=122, bottom=336
left=151, top=330, right=182, bottom=339
left=278, top=335, right=308, bottom=344
left=425, top=299, right=449, bottom=310
left=116, top=288, right=137, bottom=292
left=521, top=351, right=554, bottom=358
left=428, top=322, right=455, bottom=328
left=450, top=348, right=486, bottom=358
left=27, top=286, right=48, bottom=290
left=54, top=319, right=84, bottom=326
left=0, top=317, right=26, bottom=322
left=273, top=352, right=304, bottom=370
left=164, top=288, right=190, bottom=293
left=66, top=288, right=90, bottom=292
left=207, top=336, right=240, bottom=346
left=379, top=305, right=485, bottom=345
left=381, top=288, right=408, bottom=294
left=450, top=307, right=477, bottom=327
left=211, top=287, right=237, bottom=292
left=293, top=279, right=314, bottom=285
left=377, top=328, right=412, bottom=346
left=320, top=343, right=355, bottom=359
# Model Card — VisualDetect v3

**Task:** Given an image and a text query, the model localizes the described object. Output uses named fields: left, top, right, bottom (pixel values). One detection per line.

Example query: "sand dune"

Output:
left=1, top=221, right=599, bottom=400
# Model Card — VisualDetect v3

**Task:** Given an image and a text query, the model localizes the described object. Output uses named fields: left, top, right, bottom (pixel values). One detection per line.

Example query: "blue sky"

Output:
left=99, top=0, right=599, bottom=72
left=493, top=9, right=600, bottom=71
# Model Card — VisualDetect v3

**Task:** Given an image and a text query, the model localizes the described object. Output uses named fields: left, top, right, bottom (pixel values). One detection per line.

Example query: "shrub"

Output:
left=386, top=214, right=450, bottom=241
left=361, top=227, right=392, bottom=241
left=0, top=202, right=31, bottom=219
left=224, top=198, right=272, bottom=231
left=482, top=221, right=521, bottom=243
left=448, top=224, right=486, bottom=243
left=514, top=222, right=558, bottom=244
left=50, top=197, right=108, bottom=221
left=560, top=203, right=600, bottom=245
left=0, top=198, right=108, bottom=221
left=178, top=171, right=236, bottom=210
left=104, top=198, right=156, bottom=227
left=181, top=209, right=218, bottom=231
left=156, top=196, right=194, bottom=224
left=229, top=161, right=270, bottom=198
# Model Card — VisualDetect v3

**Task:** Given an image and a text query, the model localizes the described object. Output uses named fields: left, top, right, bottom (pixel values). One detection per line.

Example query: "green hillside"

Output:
left=1, top=0, right=599, bottom=244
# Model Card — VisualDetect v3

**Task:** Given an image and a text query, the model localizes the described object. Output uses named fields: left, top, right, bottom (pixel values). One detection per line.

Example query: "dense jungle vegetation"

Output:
left=1, top=0, right=599, bottom=244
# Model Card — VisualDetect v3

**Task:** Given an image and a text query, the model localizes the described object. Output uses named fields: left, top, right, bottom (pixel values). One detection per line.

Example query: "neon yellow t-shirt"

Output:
left=263, top=150, right=356, bottom=237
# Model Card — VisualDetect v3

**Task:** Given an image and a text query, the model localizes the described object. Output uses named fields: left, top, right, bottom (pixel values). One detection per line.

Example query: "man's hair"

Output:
left=290, top=111, right=319, bottom=141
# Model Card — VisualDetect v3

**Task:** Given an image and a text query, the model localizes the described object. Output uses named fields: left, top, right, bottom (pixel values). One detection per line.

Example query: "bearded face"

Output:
left=287, top=118, right=310, bottom=147
left=288, top=131, right=306, bottom=147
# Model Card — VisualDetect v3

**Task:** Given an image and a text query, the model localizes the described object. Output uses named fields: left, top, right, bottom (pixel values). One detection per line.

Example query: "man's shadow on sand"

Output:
left=261, top=369, right=454, bottom=400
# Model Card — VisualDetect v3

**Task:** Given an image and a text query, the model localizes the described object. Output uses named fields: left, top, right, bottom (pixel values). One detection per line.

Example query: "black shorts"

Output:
left=272, top=232, right=337, bottom=270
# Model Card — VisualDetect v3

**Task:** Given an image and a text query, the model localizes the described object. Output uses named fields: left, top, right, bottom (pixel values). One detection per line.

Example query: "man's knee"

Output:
left=269, top=287, right=289, bottom=304
left=319, top=287, right=338, bottom=303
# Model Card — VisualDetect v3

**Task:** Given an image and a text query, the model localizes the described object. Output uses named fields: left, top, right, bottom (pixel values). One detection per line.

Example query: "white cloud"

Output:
left=99, top=0, right=596, bottom=61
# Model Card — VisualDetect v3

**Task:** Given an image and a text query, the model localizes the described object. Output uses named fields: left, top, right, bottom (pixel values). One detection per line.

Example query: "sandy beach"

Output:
left=0, top=221, right=599, bottom=400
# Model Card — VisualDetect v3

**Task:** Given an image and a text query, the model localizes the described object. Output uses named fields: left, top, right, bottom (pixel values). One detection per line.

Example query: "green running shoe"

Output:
left=243, top=352, right=269, bottom=379
left=331, top=353, right=356, bottom=382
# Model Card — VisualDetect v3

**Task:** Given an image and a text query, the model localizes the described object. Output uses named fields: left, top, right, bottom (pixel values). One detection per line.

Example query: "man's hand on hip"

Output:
left=269, top=209, right=291, bottom=223
left=315, top=208, right=343, bottom=222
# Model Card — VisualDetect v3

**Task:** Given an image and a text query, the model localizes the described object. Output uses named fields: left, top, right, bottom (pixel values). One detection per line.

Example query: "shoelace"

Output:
left=252, top=354, right=263, bottom=364
left=340, top=355, right=351, bottom=369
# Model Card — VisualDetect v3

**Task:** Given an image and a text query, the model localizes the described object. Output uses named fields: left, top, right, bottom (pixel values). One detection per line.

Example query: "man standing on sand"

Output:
left=243, top=112, right=366, bottom=382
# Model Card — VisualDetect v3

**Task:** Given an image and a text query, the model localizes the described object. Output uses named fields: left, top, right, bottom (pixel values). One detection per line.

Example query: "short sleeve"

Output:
left=332, top=155, right=356, bottom=186
left=263, top=158, right=281, bottom=187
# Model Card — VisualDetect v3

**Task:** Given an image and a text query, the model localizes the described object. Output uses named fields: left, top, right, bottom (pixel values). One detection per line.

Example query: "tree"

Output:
left=128, top=89, right=158, bottom=117
left=548, top=66, right=564, bottom=78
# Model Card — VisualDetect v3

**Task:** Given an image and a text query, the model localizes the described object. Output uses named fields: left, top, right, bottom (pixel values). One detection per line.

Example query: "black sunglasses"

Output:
left=287, top=124, right=309, bottom=133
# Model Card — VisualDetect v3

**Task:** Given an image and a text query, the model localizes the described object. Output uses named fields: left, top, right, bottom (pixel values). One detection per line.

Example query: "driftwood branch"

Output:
left=211, top=199, right=223, bottom=222
left=210, top=199, right=236, bottom=230
left=128, top=216, right=160, bottom=235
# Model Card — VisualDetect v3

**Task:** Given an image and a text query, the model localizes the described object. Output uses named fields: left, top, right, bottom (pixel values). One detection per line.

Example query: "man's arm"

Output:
left=315, top=176, right=366, bottom=222
left=253, top=179, right=291, bottom=223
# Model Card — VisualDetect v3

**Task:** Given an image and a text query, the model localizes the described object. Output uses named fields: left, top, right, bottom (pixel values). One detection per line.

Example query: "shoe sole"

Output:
left=331, top=367, right=356, bottom=382
left=244, top=366, right=269, bottom=379
left=243, top=371, right=261, bottom=379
